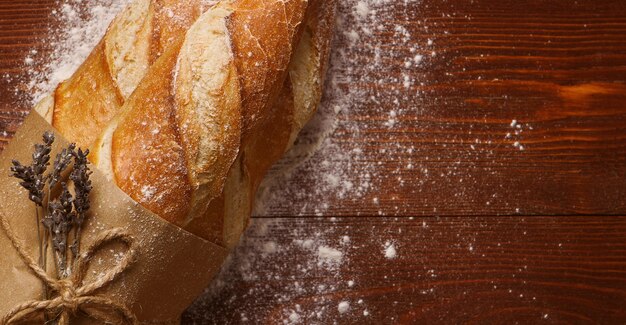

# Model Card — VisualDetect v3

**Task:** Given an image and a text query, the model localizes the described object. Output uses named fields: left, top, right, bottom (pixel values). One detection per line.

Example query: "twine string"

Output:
left=0, top=210, right=138, bottom=325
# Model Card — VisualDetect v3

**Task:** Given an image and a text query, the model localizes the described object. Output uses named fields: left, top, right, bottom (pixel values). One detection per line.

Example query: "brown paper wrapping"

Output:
left=0, top=112, right=230, bottom=323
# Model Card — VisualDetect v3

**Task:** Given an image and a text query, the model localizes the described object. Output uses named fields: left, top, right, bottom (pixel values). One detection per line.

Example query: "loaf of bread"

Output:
left=35, top=0, right=336, bottom=246
left=185, top=0, right=337, bottom=245
left=35, top=0, right=218, bottom=148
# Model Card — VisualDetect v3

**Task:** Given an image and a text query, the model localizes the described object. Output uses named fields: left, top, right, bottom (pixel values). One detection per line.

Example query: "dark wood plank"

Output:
left=0, top=0, right=55, bottom=144
left=183, top=216, right=626, bottom=324
left=1, top=0, right=626, bottom=216
left=257, top=0, right=626, bottom=217
left=0, top=0, right=625, bottom=324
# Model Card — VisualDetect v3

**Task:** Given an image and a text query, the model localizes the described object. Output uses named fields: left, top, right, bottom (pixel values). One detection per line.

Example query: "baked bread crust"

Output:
left=34, top=0, right=337, bottom=245
left=35, top=0, right=216, bottom=148
left=185, top=0, right=337, bottom=246
left=91, top=0, right=310, bottom=231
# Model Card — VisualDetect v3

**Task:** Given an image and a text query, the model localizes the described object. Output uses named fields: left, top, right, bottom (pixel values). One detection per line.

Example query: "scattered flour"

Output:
left=184, top=218, right=356, bottom=323
left=288, top=311, right=300, bottom=323
left=337, top=301, right=350, bottom=314
left=384, top=241, right=397, bottom=259
left=507, top=120, right=531, bottom=151
left=317, top=246, right=343, bottom=265
left=254, top=0, right=429, bottom=217
left=14, top=0, right=428, bottom=323
left=354, top=1, right=370, bottom=20
left=262, top=241, right=278, bottom=255
left=24, top=0, right=131, bottom=104
left=140, top=185, right=156, bottom=202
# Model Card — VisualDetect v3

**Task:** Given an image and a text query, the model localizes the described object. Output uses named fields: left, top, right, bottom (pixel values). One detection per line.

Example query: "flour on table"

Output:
left=507, top=119, right=531, bottom=151
left=16, top=0, right=426, bottom=323
left=317, top=245, right=343, bottom=265
left=338, top=301, right=350, bottom=314
left=23, top=0, right=131, bottom=104
left=254, top=0, right=428, bottom=217
left=185, top=218, right=356, bottom=323
left=384, top=241, right=397, bottom=259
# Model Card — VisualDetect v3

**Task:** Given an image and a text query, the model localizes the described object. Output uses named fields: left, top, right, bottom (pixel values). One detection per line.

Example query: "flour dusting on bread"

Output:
left=105, top=0, right=153, bottom=98
left=174, top=7, right=242, bottom=225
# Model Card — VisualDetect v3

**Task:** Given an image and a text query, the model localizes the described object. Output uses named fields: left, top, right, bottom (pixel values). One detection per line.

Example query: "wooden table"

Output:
left=1, top=0, right=625, bottom=323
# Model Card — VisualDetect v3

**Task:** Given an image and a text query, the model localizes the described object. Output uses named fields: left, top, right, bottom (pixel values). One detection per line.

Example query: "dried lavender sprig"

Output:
left=59, top=183, right=74, bottom=217
left=30, top=132, right=53, bottom=206
left=9, top=161, right=42, bottom=205
left=70, top=148, right=91, bottom=258
left=9, top=132, right=94, bottom=302
left=9, top=131, right=54, bottom=205
left=9, top=132, right=55, bottom=301
left=43, top=199, right=73, bottom=279
left=70, top=148, right=91, bottom=221
left=49, top=143, right=76, bottom=189
left=59, top=183, right=75, bottom=277
left=32, top=131, right=54, bottom=174
left=35, top=133, right=54, bottom=279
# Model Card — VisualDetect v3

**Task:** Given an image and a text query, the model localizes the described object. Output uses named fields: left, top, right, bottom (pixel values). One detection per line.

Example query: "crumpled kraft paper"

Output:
left=0, top=112, right=230, bottom=323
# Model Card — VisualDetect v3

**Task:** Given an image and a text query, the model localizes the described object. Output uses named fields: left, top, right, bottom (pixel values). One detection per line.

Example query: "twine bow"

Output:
left=0, top=211, right=138, bottom=325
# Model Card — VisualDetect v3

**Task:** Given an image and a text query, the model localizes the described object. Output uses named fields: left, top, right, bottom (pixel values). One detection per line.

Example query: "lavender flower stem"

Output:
left=54, top=250, right=67, bottom=279
left=74, top=224, right=81, bottom=260
left=35, top=205, right=42, bottom=265
left=35, top=205, right=48, bottom=302
left=42, top=230, right=48, bottom=278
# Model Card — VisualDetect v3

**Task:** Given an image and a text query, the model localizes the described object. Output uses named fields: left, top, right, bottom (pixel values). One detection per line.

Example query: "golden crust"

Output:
left=40, top=0, right=337, bottom=244
left=225, top=0, right=309, bottom=143
left=45, top=0, right=210, bottom=149
left=150, top=0, right=209, bottom=62
left=185, top=0, right=338, bottom=246
left=287, top=0, right=337, bottom=148
left=110, top=38, right=194, bottom=226
left=173, top=8, right=242, bottom=225
left=180, top=0, right=311, bottom=239
left=95, top=0, right=310, bottom=230
left=98, top=7, right=243, bottom=228
left=104, top=0, right=153, bottom=99
left=184, top=78, right=294, bottom=244
left=53, top=40, right=125, bottom=149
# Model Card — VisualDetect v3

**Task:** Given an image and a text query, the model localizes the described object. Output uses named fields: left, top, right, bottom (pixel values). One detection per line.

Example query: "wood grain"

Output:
left=183, top=217, right=626, bottom=324
left=0, top=0, right=54, bottom=143
left=1, top=0, right=626, bottom=216
left=0, top=0, right=625, bottom=323
left=254, top=0, right=626, bottom=217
